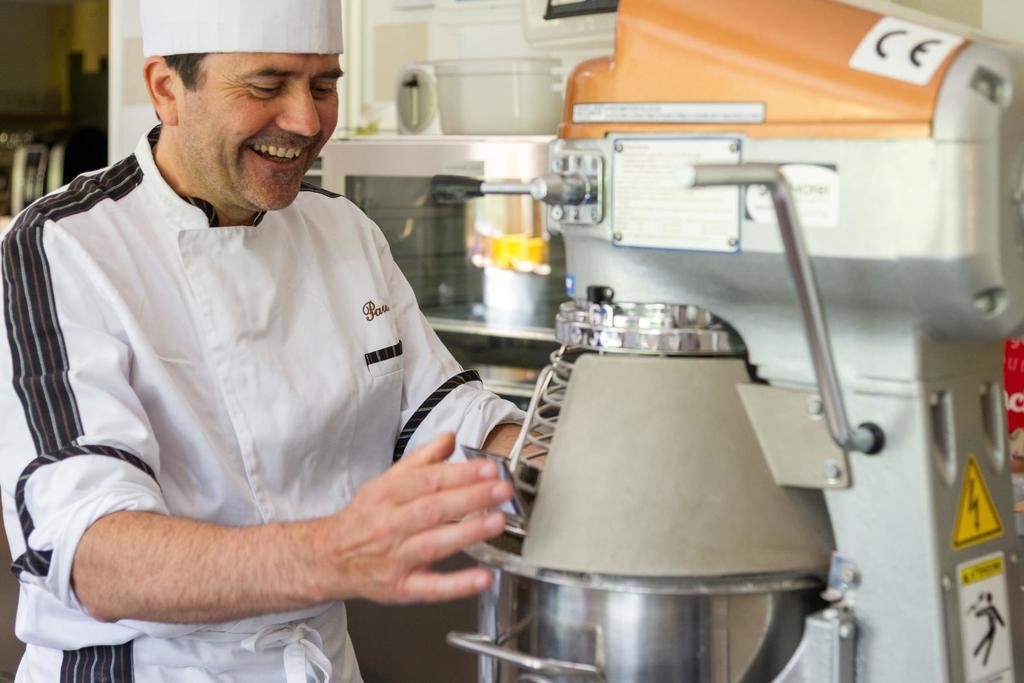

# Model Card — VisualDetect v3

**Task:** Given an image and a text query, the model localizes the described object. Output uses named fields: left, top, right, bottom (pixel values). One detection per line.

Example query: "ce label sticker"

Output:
left=849, top=17, right=965, bottom=86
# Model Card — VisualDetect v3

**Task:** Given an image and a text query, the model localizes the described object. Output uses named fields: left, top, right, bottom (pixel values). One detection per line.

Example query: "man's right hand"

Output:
left=72, top=432, right=510, bottom=624
left=313, top=433, right=512, bottom=604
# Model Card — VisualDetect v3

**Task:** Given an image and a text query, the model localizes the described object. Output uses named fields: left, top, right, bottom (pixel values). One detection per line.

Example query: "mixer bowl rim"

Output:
left=466, top=542, right=823, bottom=596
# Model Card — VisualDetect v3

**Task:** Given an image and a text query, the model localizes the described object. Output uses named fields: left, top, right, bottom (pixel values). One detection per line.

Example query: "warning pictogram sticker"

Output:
left=958, top=552, right=1015, bottom=683
left=952, top=454, right=1004, bottom=551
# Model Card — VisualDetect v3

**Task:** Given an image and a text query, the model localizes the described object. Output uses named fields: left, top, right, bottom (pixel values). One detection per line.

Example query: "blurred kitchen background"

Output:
left=1, top=0, right=1024, bottom=681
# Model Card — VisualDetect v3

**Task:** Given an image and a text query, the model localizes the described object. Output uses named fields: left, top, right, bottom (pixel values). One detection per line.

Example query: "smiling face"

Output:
left=150, top=52, right=342, bottom=224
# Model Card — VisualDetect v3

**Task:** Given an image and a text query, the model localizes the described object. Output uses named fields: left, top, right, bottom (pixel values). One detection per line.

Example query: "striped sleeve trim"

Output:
left=365, top=341, right=403, bottom=368
left=393, top=370, right=482, bottom=462
left=12, top=444, right=157, bottom=579
left=2, top=155, right=151, bottom=580
left=3, top=223, right=83, bottom=455
left=300, top=181, right=342, bottom=199
left=61, top=642, right=135, bottom=682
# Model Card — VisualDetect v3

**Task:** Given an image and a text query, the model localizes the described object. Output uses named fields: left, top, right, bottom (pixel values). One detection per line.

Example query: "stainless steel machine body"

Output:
left=522, top=48, right=1024, bottom=683
left=457, top=541, right=818, bottom=683
left=444, top=1, right=1024, bottom=681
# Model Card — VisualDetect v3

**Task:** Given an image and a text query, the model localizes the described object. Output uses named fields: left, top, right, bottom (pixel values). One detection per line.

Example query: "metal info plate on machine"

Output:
left=611, top=137, right=742, bottom=253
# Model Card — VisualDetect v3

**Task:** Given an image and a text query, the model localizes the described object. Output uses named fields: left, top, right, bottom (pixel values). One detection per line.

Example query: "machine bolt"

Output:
left=824, top=460, right=844, bottom=485
left=941, top=575, right=953, bottom=591
left=972, top=288, right=1006, bottom=316
left=975, top=292, right=998, bottom=314
left=839, top=562, right=860, bottom=587
left=551, top=206, right=565, bottom=221
left=838, top=622, right=854, bottom=640
left=729, top=142, right=739, bottom=153
left=613, top=232, right=624, bottom=242
left=551, top=158, right=565, bottom=173
left=727, top=237, right=739, bottom=248
left=807, top=395, right=824, bottom=417
left=974, top=77, right=996, bottom=101
left=615, top=143, right=625, bottom=153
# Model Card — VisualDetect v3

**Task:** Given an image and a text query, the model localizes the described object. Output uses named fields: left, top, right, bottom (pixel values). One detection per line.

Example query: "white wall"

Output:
left=353, top=0, right=612, bottom=133
left=107, top=0, right=154, bottom=161
left=983, top=0, right=1024, bottom=41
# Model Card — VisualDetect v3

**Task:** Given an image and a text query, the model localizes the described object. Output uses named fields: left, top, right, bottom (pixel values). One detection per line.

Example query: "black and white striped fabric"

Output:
left=364, top=341, right=403, bottom=368
left=393, top=370, right=482, bottom=461
left=11, top=445, right=155, bottom=578
left=300, top=181, right=341, bottom=199
left=2, top=156, right=158, bottom=581
left=181, top=191, right=267, bottom=228
left=60, top=643, right=135, bottom=683
left=2, top=158, right=153, bottom=679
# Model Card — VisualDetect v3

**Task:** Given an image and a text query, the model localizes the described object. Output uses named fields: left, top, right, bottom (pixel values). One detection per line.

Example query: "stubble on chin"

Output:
left=239, top=167, right=305, bottom=212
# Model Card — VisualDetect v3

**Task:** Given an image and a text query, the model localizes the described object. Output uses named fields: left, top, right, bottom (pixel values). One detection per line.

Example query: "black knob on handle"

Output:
left=430, top=175, right=485, bottom=204
left=587, top=286, right=615, bottom=304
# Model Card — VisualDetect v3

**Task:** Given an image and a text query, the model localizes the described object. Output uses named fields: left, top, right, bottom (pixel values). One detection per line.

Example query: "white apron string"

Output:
left=241, top=622, right=333, bottom=683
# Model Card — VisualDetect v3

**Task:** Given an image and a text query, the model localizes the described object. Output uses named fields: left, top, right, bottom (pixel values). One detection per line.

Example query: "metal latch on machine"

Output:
left=547, top=152, right=604, bottom=226
left=427, top=155, right=604, bottom=230
left=428, top=153, right=603, bottom=228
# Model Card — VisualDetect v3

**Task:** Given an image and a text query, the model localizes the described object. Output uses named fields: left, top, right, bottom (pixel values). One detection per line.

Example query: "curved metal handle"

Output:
left=681, top=163, right=884, bottom=455
left=447, top=632, right=605, bottom=680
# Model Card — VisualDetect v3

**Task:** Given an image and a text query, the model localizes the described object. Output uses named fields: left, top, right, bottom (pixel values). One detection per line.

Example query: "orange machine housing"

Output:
left=560, top=0, right=968, bottom=140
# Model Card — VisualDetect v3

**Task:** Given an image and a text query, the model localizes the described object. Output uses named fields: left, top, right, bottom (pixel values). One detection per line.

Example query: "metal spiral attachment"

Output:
left=507, top=346, right=582, bottom=494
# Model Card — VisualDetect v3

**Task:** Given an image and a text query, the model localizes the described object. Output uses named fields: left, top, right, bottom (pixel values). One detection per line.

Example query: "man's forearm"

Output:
left=482, top=422, right=523, bottom=456
left=71, top=434, right=512, bottom=625
left=72, top=511, right=331, bottom=624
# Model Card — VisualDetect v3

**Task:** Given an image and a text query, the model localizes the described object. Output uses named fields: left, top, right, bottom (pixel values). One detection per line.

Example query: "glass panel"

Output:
left=344, top=175, right=565, bottom=319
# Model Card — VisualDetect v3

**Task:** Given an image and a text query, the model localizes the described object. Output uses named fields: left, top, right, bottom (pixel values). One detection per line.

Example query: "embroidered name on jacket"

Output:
left=363, top=301, right=391, bottom=321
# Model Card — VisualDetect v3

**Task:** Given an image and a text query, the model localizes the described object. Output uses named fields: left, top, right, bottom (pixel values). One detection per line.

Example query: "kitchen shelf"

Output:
left=424, top=304, right=557, bottom=342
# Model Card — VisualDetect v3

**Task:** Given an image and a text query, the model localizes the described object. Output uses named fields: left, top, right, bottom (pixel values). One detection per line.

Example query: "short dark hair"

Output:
left=164, top=53, right=209, bottom=90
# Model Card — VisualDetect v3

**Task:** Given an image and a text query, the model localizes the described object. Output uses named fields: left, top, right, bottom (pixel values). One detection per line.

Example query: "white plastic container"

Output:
left=433, top=58, right=562, bottom=135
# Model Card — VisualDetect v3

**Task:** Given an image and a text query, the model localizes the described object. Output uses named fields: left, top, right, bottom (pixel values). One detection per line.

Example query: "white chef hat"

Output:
left=140, top=0, right=344, bottom=58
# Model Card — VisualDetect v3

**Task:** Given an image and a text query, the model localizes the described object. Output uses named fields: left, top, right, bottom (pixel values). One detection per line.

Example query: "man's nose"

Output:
left=277, top=88, right=322, bottom=138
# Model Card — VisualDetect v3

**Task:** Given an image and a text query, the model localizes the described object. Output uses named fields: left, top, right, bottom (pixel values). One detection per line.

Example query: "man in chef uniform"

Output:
left=0, top=0, right=526, bottom=681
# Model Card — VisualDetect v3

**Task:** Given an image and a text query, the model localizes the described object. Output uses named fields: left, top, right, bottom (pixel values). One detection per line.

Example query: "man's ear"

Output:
left=143, top=57, right=182, bottom=126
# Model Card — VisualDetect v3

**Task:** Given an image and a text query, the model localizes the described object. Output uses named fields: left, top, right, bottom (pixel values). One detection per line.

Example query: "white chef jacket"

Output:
left=0, top=129, right=523, bottom=682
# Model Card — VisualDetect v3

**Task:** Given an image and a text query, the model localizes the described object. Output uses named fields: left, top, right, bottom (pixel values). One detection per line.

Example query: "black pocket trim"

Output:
left=365, top=341, right=403, bottom=368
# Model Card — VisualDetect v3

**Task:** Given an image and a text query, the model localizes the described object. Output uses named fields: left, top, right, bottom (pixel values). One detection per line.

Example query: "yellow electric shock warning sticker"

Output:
left=952, top=454, right=1004, bottom=551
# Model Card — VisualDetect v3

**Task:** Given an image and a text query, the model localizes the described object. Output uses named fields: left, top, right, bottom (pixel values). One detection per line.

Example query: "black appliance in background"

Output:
left=5, top=126, right=107, bottom=217
left=544, top=0, right=618, bottom=20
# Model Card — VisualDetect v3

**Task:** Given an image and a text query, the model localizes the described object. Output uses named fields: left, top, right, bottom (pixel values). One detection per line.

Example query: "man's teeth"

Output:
left=252, top=144, right=302, bottom=159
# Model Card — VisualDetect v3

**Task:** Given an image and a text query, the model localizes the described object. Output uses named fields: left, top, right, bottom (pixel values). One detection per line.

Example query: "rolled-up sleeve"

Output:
left=366, top=221, right=525, bottom=462
left=0, top=221, right=167, bottom=611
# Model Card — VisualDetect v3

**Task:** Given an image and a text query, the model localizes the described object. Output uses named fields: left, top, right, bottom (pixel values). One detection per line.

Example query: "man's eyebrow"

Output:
left=315, top=68, right=345, bottom=80
left=240, top=67, right=345, bottom=80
